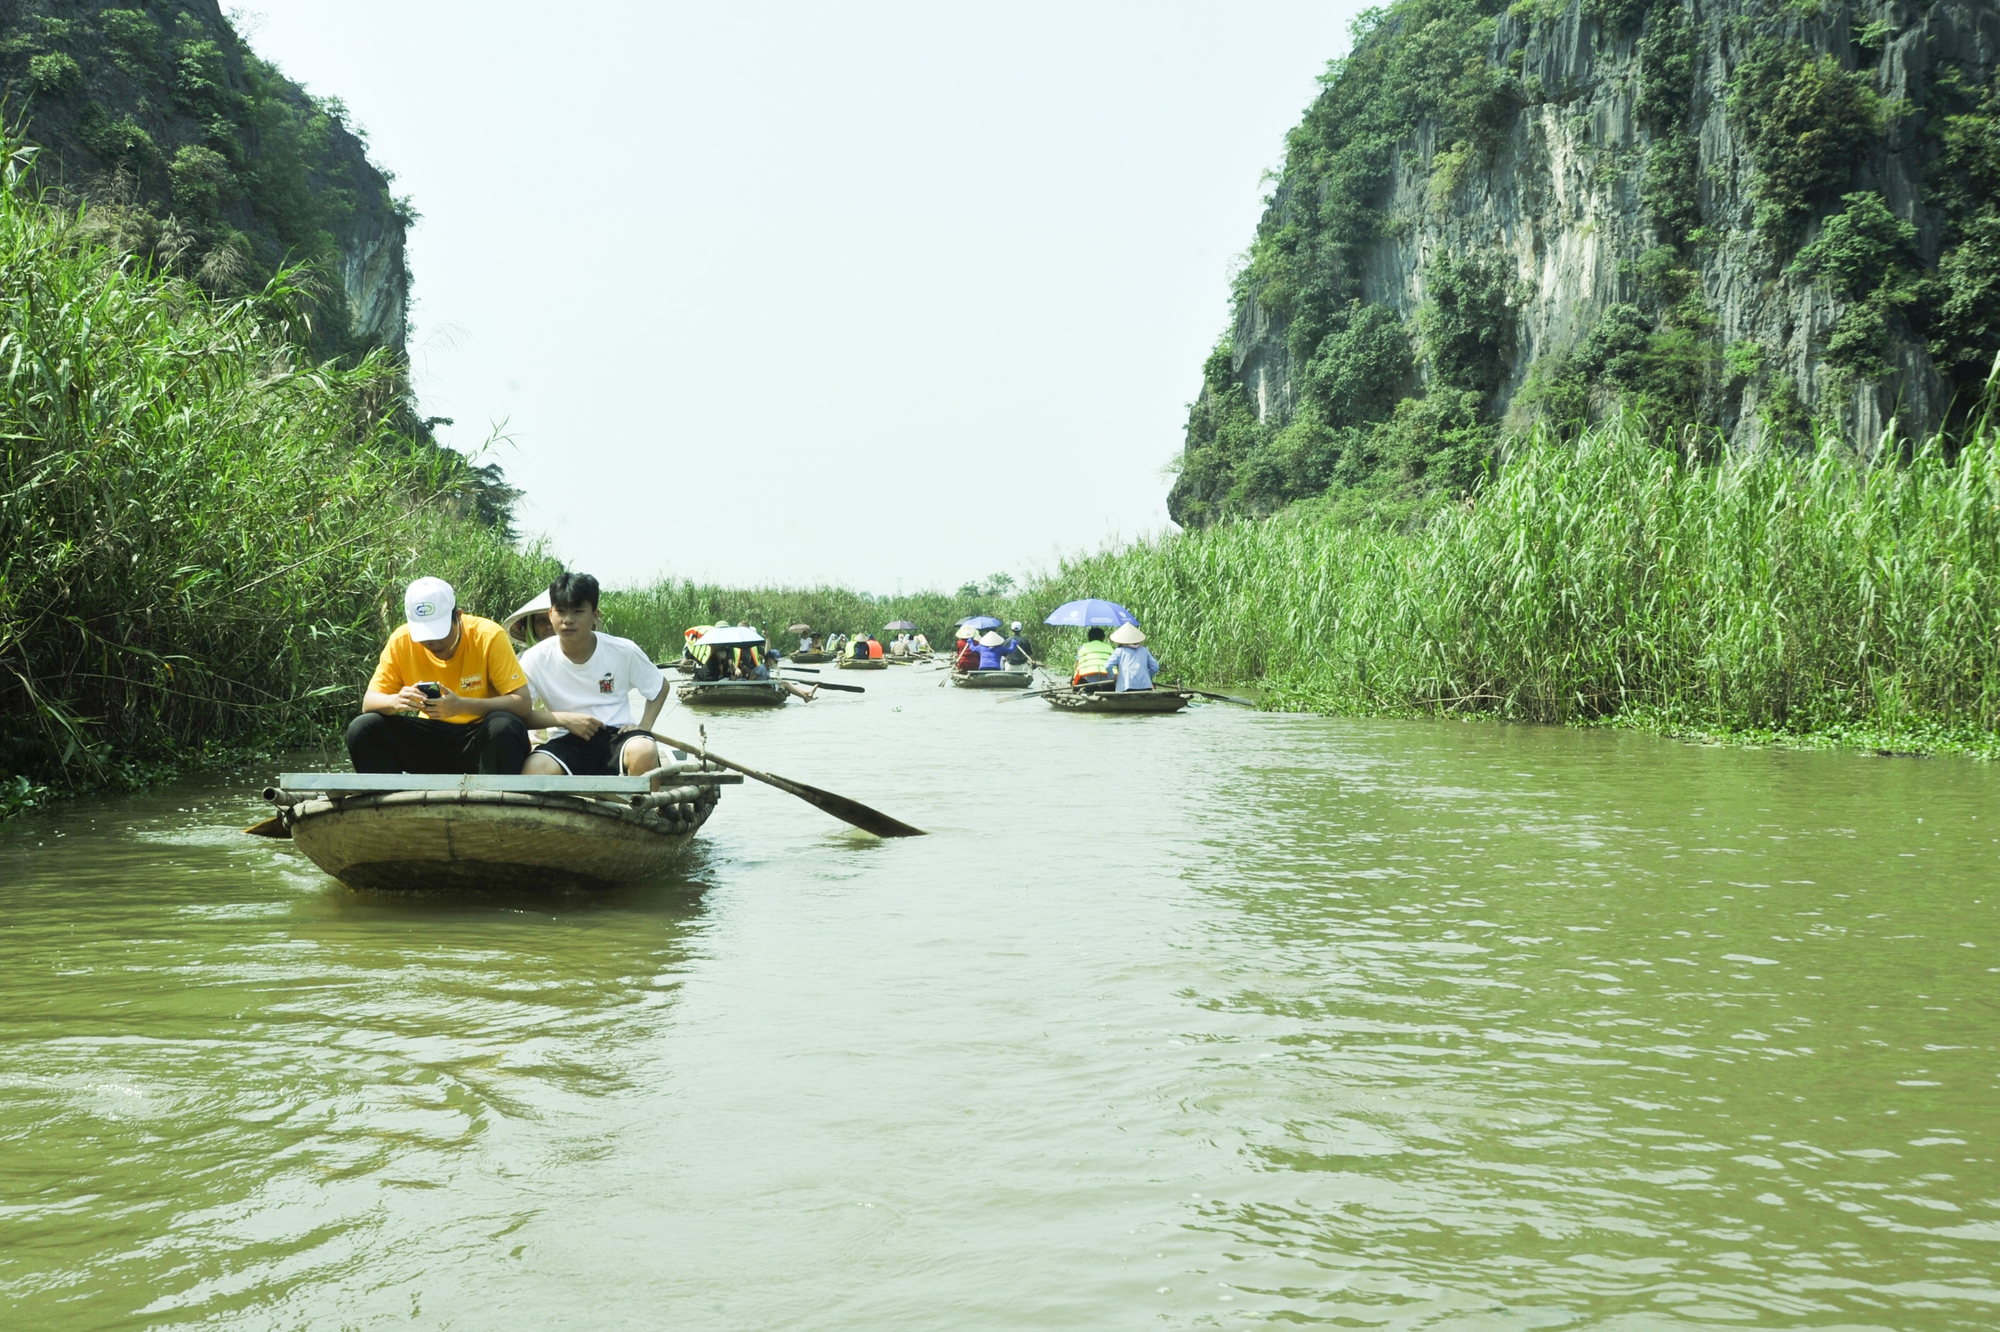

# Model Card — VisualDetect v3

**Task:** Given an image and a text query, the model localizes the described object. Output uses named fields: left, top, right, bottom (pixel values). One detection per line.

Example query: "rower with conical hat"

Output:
left=969, top=630, right=1009, bottom=671
left=1105, top=622, right=1161, bottom=693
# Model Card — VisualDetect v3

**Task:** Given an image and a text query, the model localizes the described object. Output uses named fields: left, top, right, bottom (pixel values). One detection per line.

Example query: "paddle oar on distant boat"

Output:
left=643, top=731, right=923, bottom=838
left=1003, top=682, right=1097, bottom=702
left=1163, top=681, right=1258, bottom=706
left=784, top=676, right=865, bottom=693
left=1003, top=680, right=1255, bottom=706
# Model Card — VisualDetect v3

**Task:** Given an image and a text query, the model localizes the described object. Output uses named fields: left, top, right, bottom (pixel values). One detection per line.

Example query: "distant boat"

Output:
left=679, top=626, right=793, bottom=704
left=950, top=669, right=1034, bottom=689
left=838, top=656, right=889, bottom=670
left=677, top=679, right=792, bottom=707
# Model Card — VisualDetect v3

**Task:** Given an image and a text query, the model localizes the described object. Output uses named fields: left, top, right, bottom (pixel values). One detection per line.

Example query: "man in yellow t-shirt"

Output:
left=346, top=576, right=533, bottom=774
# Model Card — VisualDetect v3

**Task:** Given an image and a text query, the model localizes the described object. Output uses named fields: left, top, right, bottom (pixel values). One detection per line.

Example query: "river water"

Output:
left=3, top=663, right=1996, bottom=1329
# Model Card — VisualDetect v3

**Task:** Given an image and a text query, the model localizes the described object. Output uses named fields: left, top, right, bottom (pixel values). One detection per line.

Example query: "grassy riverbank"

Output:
left=1042, top=413, right=2000, bottom=756
left=0, top=158, right=553, bottom=815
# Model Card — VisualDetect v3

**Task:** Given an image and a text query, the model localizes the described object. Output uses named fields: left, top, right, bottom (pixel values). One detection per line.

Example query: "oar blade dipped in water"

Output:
left=646, top=731, right=923, bottom=838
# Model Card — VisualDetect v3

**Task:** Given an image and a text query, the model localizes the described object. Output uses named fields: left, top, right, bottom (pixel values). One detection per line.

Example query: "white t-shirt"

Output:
left=520, top=632, right=666, bottom=737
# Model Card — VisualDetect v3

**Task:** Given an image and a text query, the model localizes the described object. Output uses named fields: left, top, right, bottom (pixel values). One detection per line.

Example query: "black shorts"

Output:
left=532, top=725, right=656, bottom=776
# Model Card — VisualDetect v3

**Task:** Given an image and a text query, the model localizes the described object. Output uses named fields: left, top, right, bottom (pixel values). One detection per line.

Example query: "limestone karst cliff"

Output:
left=1171, top=0, right=2000, bottom=527
left=0, top=0, right=409, bottom=357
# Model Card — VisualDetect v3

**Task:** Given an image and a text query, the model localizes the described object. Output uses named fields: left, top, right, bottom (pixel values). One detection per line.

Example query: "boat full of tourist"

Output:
left=838, top=632, right=890, bottom=669
left=678, top=624, right=815, bottom=707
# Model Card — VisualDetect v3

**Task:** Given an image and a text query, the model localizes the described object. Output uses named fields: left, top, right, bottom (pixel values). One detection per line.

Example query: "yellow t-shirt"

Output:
left=368, top=615, right=528, bottom=723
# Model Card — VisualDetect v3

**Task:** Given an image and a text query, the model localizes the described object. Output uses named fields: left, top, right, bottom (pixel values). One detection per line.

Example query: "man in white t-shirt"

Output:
left=518, top=572, right=669, bottom=777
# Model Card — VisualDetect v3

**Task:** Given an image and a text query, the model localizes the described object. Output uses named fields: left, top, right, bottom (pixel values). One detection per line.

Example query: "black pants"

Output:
left=345, top=712, right=531, bottom=775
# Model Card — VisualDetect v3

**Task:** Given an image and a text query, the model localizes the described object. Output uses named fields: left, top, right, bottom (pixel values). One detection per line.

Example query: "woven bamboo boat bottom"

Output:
left=677, top=681, right=790, bottom=707
left=1044, top=688, right=1191, bottom=714
left=950, top=670, right=1036, bottom=689
left=285, top=788, right=718, bottom=891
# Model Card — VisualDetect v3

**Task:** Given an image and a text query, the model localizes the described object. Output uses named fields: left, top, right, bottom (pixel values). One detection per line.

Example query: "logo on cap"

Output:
left=414, top=602, right=436, bottom=617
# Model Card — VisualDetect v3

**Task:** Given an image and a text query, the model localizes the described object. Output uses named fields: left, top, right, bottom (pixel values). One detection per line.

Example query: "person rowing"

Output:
left=519, top=572, right=669, bottom=777
left=1104, top=622, right=1161, bottom=692
left=1002, top=621, right=1034, bottom=666
left=971, top=630, right=1009, bottom=670
left=735, top=632, right=818, bottom=700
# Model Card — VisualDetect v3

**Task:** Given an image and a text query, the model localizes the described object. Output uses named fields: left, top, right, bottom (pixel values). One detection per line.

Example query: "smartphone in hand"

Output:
left=415, top=682, right=443, bottom=700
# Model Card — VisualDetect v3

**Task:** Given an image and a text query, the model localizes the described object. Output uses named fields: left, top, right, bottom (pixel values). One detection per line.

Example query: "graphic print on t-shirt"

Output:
left=598, top=673, right=615, bottom=694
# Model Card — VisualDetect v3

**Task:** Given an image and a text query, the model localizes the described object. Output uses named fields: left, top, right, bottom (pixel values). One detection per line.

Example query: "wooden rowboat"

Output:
left=789, top=651, right=833, bottom=664
left=1044, top=686, right=1191, bottom=713
left=837, top=657, right=889, bottom=670
left=950, top=669, right=1035, bottom=689
left=254, top=771, right=742, bottom=891
left=678, top=679, right=791, bottom=707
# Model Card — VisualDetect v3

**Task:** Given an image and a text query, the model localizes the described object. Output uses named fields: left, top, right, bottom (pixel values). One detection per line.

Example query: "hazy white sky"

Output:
left=241, top=1, right=1365, bottom=593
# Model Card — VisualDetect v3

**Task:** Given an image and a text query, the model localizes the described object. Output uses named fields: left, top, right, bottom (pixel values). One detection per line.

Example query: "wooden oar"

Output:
left=785, top=676, right=865, bottom=693
left=644, top=731, right=924, bottom=838
left=1163, top=681, right=1258, bottom=707
left=1003, top=682, right=1090, bottom=702
left=780, top=665, right=821, bottom=673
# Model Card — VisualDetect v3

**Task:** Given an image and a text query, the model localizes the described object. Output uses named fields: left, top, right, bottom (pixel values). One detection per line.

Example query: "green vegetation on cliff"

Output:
left=1172, top=0, right=2000, bottom=527
left=1173, top=0, right=1518, bottom=527
left=0, top=0, right=409, bottom=360
left=0, top=154, right=547, bottom=815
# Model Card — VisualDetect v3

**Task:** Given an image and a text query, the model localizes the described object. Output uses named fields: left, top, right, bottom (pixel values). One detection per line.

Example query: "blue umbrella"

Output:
left=957, top=615, right=1002, bottom=630
left=1043, top=599, right=1138, bottom=628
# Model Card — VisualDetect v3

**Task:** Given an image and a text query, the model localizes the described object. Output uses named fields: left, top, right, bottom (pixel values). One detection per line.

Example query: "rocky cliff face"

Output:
left=0, top=0, right=409, bottom=355
left=1172, top=0, right=2000, bottom=527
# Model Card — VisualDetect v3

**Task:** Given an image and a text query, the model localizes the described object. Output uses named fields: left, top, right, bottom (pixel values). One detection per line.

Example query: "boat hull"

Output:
left=788, top=651, right=833, bottom=664
left=677, top=680, right=790, bottom=707
left=287, top=789, right=712, bottom=890
left=951, top=670, right=1035, bottom=689
left=1044, top=687, right=1191, bottom=713
left=837, top=658, right=889, bottom=670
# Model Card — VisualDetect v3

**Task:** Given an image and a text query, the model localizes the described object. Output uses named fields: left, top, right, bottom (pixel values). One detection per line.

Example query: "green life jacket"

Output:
left=1074, top=640, right=1114, bottom=675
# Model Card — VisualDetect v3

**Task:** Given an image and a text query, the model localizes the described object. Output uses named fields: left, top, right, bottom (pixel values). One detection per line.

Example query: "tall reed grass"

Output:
left=0, top=156, right=554, bottom=806
left=1037, top=414, right=2000, bottom=753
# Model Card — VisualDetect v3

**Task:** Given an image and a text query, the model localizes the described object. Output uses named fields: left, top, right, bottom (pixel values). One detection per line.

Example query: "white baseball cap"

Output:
left=404, top=576, right=457, bottom=642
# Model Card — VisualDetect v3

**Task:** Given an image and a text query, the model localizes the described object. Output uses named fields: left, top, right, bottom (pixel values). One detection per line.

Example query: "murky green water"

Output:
left=3, top=665, right=1996, bottom=1329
